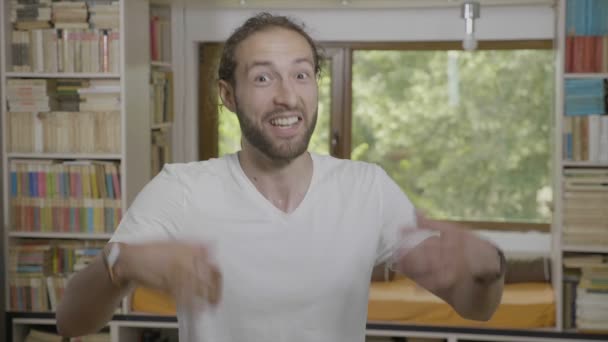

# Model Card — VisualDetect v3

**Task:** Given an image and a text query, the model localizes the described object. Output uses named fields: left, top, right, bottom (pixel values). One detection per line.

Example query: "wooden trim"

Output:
left=341, top=48, right=353, bottom=159
left=198, top=43, right=223, bottom=160
left=327, top=40, right=553, bottom=51
left=328, top=48, right=346, bottom=158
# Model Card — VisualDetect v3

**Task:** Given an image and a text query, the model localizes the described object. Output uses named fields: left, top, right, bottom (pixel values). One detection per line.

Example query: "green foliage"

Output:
left=351, top=50, right=554, bottom=223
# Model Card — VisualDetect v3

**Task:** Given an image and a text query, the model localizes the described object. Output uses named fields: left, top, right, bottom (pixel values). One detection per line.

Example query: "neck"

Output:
left=238, top=144, right=313, bottom=213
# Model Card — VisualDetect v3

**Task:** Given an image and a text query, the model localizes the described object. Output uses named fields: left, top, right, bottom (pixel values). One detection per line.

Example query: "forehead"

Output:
left=234, top=27, right=314, bottom=69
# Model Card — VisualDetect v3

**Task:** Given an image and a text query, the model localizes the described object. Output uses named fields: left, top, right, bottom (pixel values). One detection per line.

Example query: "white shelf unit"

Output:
left=5, top=72, right=121, bottom=79
left=6, top=153, right=122, bottom=160
left=151, top=61, right=172, bottom=68
left=564, top=73, right=608, bottom=79
left=0, top=0, right=153, bottom=335
left=8, top=232, right=114, bottom=240
left=9, top=315, right=179, bottom=342
left=151, top=122, right=173, bottom=129
left=149, top=2, right=175, bottom=177
left=555, top=0, right=608, bottom=334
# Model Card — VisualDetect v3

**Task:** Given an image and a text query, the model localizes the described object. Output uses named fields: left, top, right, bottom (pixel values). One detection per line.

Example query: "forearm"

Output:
left=56, top=255, right=130, bottom=337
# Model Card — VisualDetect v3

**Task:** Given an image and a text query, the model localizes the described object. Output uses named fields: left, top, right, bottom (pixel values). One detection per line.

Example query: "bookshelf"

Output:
left=149, top=2, right=173, bottom=177
left=556, top=0, right=608, bottom=333
left=0, top=0, right=156, bottom=339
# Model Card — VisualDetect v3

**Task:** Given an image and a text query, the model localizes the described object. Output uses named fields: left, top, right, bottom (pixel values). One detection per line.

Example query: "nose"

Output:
left=273, top=79, right=298, bottom=109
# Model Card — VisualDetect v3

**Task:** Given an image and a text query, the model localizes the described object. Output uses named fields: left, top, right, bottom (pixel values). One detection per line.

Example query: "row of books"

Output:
left=9, top=241, right=104, bottom=277
left=150, top=69, right=174, bottom=124
left=563, top=254, right=608, bottom=332
left=7, top=77, right=54, bottom=112
left=565, top=78, right=607, bottom=116
left=8, top=111, right=121, bottom=154
left=11, top=197, right=122, bottom=233
left=9, top=240, right=104, bottom=312
left=11, top=0, right=119, bottom=30
left=9, top=160, right=122, bottom=233
left=11, top=28, right=120, bottom=73
left=565, top=36, right=608, bottom=73
left=7, top=78, right=121, bottom=112
left=151, top=128, right=171, bottom=176
left=563, top=114, right=608, bottom=162
left=566, top=0, right=608, bottom=36
left=10, top=160, right=121, bottom=200
left=562, top=168, right=608, bottom=246
left=150, top=14, right=171, bottom=63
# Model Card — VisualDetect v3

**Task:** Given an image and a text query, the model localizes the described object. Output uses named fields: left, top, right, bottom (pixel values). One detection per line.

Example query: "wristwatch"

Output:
left=103, top=242, right=121, bottom=286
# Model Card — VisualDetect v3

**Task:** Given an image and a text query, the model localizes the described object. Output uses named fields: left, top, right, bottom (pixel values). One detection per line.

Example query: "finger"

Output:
left=207, top=264, right=222, bottom=305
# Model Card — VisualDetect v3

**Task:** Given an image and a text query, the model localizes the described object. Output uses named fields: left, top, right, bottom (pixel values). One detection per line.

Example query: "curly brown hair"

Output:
left=218, top=12, right=323, bottom=86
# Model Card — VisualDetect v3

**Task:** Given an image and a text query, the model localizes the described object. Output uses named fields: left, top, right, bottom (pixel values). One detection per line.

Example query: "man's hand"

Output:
left=115, top=241, right=222, bottom=308
left=395, top=212, right=504, bottom=321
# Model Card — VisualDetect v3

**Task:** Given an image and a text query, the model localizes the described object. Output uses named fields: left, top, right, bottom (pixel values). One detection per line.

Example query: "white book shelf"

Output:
left=0, top=0, right=164, bottom=340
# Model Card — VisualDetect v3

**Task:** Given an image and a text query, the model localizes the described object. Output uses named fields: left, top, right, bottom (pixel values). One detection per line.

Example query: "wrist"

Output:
left=474, top=246, right=506, bottom=284
left=105, top=242, right=132, bottom=287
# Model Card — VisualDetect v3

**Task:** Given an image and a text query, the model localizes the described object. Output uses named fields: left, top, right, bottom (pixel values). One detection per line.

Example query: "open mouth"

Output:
left=270, top=116, right=302, bottom=127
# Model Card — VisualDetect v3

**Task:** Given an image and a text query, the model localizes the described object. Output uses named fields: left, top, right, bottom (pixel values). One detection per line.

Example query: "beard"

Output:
left=235, top=100, right=317, bottom=162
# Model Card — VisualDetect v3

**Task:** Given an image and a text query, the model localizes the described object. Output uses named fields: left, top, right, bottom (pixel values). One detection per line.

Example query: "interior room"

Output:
left=1, top=0, right=608, bottom=341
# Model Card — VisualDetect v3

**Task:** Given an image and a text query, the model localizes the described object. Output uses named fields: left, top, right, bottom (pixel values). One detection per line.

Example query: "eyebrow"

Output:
left=245, top=57, right=314, bottom=73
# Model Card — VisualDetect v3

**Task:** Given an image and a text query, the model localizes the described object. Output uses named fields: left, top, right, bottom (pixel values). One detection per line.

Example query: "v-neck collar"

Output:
left=228, top=152, right=318, bottom=219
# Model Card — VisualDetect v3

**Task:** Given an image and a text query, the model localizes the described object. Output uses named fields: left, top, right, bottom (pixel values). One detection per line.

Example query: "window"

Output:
left=200, top=41, right=554, bottom=224
left=351, top=48, right=554, bottom=223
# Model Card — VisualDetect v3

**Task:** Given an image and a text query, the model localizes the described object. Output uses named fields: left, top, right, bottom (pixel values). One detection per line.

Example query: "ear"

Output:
left=218, top=80, right=237, bottom=113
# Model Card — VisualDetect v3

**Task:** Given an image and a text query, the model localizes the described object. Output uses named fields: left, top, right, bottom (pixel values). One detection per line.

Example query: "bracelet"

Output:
left=103, top=243, right=121, bottom=286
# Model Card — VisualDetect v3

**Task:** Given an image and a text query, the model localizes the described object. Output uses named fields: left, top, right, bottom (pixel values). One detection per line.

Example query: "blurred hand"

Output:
left=116, top=241, right=222, bottom=308
left=399, top=211, right=501, bottom=291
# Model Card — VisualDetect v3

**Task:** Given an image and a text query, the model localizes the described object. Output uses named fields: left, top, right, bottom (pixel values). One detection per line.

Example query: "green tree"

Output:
left=352, top=50, right=554, bottom=222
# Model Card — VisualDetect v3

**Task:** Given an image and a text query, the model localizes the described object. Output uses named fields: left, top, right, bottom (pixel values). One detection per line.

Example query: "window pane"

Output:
left=219, top=61, right=332, bottom=156
left=352, top=50, right=554, bottom=222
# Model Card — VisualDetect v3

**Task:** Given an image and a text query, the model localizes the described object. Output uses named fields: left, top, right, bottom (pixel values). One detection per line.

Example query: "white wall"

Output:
left=174, top=4, right=555, bottom=162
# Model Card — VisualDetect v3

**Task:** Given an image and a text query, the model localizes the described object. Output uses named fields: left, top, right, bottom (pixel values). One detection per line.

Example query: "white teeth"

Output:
left=271, top=116, right=299, bottom=127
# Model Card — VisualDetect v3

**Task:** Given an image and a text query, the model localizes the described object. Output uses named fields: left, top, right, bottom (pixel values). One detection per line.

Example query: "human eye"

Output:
left=253, top=73, right=271, bottom=84
left=295, top=71, right=311, bottom=80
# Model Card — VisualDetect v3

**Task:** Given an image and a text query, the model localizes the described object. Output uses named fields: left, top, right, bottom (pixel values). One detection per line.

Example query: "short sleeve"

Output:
left=110, top=165, right=185, bottom=244
left=374, top=167, right=437, bottom=266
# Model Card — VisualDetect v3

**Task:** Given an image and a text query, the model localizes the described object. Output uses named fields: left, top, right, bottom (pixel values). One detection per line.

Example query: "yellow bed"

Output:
left=132, top=277, right=555, bottom=330
left=367, top=277, right=555, bottom=329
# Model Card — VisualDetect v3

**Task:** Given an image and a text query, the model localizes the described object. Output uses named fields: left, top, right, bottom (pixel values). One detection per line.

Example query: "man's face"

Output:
left=230, top=28, right=318, bottom=161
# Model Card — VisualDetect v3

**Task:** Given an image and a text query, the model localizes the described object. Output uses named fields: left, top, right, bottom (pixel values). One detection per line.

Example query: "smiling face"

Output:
left=219, top=27, right=319, bottom=162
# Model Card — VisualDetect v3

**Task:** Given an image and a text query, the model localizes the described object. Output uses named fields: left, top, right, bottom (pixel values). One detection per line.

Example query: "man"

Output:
left=57, top=12, right=505, bottom=341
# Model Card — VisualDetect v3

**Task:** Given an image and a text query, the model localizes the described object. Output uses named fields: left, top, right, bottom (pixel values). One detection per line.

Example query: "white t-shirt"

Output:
left=111, top=152, right=434, bottom=342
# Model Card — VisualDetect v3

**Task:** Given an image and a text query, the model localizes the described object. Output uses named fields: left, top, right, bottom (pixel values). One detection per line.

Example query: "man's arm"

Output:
left=57, top=242, right=222, bottom=337
left=393, top=216, right=505, bottom=321
left=55, top=253, right=130, bottom=337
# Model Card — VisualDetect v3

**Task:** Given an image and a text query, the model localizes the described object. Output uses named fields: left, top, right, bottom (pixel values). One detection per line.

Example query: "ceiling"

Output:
left=177, top=0, right=555, bottom=9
